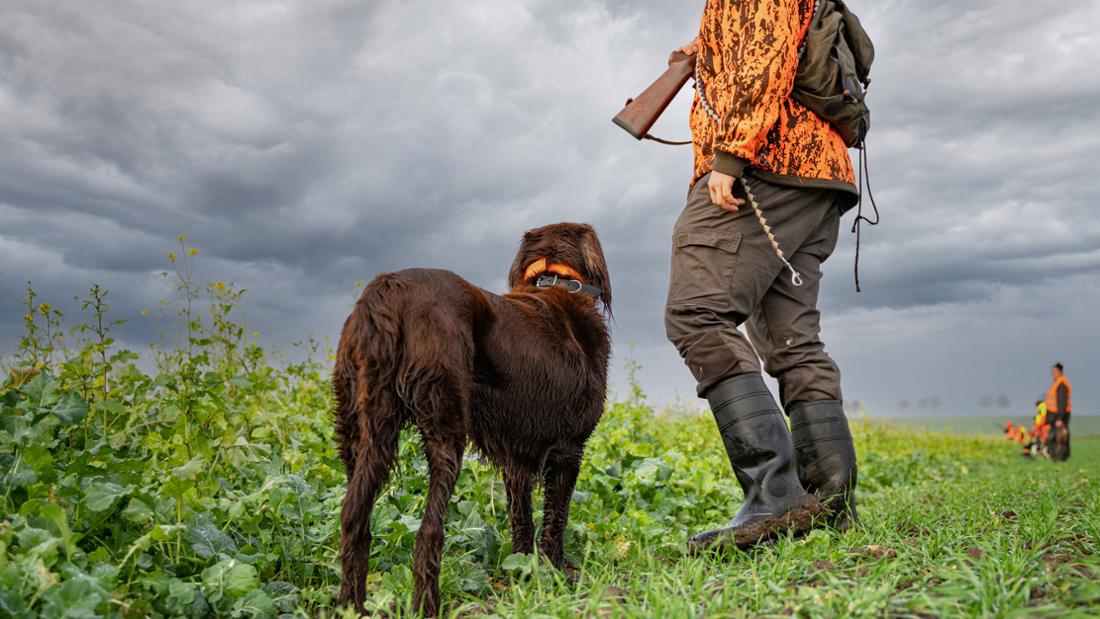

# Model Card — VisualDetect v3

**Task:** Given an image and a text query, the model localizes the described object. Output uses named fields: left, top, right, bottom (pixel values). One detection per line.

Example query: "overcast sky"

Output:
left=2, top=0, right=1098, bottom=417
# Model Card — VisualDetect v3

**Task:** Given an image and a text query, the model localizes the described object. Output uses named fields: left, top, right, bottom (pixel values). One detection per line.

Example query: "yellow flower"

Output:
left=38, top=303, right=51, bottom=315
left=213, top=282, right=226, bottom=291
left=167, top=253, right=177, bottom=262
left=355, top=280, right=364, bottom=287
left=252, top=331, right=260, bottom=338
left=141, top=308, right=150, bottom=316
left=177, top=233, right=186, bottom=243
left=188, top=248, right=200, bottom=256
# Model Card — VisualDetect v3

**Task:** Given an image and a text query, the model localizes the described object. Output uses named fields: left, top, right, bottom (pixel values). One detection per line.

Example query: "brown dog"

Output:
left=333, top=223, right=612, bottom=616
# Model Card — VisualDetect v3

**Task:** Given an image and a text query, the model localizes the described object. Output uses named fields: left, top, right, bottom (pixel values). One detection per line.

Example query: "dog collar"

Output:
left=523, top=258, right=584, bottom=282
left=534, top=274, right=602, bottom=298
left=523, top=258, right=601, bottom=298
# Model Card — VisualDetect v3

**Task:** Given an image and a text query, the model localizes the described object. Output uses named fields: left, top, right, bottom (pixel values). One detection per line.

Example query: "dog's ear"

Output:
left=579, top=226, right=612, bottom=313
left=507, top=231, right=537, bottom=290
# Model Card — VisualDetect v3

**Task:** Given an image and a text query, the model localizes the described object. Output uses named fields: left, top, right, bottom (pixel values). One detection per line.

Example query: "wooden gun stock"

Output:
left=613, top=51, right=695, bottom=140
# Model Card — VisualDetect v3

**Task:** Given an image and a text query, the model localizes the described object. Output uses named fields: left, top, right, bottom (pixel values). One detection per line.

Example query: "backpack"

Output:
left=792, top=0, right=875, bottom=148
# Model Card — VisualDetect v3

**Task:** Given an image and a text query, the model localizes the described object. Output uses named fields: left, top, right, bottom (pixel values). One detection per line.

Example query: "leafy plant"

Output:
left=2, top=245, right=1097, bottom=617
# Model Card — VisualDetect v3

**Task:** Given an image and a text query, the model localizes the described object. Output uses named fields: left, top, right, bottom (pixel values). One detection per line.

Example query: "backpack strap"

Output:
left=798, top=0, right=822, bottom=61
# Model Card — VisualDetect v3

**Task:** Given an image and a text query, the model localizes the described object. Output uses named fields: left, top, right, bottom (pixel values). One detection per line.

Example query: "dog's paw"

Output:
left=561, top=563, right=580, bottom=584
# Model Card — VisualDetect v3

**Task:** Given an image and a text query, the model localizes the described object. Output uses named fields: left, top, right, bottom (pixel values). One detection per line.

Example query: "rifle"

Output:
left=612, top=51, right=695, bottom=144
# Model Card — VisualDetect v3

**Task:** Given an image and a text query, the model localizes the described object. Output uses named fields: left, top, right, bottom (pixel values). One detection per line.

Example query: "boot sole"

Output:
left=688, top=495, right=824, bottom=553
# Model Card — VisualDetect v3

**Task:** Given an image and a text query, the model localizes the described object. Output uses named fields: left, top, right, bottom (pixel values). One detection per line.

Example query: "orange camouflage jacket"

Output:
left=692, top=0, right=856, bottom=197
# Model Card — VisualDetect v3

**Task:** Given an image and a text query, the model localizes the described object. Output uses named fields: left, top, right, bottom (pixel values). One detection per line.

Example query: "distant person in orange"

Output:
left=1027, top=400, right=1049, bottom=459
left=1044, top=363, right=1072, bottom=461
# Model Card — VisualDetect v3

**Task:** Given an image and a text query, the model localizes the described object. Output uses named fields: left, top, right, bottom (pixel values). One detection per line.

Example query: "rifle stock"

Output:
left=613, top=51, right=695, bottom=141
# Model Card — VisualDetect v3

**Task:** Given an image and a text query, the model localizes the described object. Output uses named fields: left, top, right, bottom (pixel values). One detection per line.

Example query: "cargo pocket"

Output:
left=667, top=231, right=741, bottom=309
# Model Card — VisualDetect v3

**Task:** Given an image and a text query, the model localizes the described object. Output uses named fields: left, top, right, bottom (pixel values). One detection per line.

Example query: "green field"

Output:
left=3, top=274, right=1099, bottom=617
left=880, top=415, right=1100, bottom=438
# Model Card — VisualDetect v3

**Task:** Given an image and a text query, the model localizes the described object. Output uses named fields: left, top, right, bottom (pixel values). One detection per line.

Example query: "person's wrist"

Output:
left=712, top=150, right=748, bottom=178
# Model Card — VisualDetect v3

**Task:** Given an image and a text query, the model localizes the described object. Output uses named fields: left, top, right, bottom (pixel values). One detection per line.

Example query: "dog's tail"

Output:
left=332, top=345, right=359, bottom=479
left=333, top=274, right=408, bottom=477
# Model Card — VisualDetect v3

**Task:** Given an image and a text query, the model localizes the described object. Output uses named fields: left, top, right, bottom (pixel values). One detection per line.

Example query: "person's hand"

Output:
left=708, top=171, right=744, bottom=212
left=677, top=37, right=699, bottom=56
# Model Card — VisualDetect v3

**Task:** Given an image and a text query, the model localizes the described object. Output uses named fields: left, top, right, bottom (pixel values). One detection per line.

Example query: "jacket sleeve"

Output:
left=1057, top=384, right=1068, bottom=416
left=706, top=0, right=804, bottom=178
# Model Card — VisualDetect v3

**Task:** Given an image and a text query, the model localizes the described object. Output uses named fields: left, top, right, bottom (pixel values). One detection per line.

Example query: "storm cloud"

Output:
left=2, top=0, right=1098, bottom=416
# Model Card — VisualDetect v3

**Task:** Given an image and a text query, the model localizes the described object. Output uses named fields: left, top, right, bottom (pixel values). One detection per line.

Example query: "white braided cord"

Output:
left=695, top=55, right=722, bottom=124
left=695, top=56, right=804, bottom=288
left=742, top=178, right=804, bottom=287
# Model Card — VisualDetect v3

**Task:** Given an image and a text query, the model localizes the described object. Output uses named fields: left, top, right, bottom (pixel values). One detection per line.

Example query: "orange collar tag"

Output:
left=523, top=258, right=584, bottom=283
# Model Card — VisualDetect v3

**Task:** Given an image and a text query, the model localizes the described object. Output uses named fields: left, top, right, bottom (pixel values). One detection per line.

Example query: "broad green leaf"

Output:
left=38, top=503, right=75, bottom=557
left=394, top=514, right=421, bottom=534
left=167, top=579, right=211, bottom=618
left=46, top=391, right=89, bottom=426
left=186, top=523, right=238, bottom=560
left=121, top=497, right=155, bottom=525
left=500, top=553, right=535, bottom=576
left=168, top=579, right=197, bottom=607
left=202, top=559, right=259, bottom=601
left=2, top=457, right=36, bottom=488
left=101, top=398, right=125, bottom=415
left=18, top=372, right=50, bottom=406
left=172, top=454, right=207, bottom=480
left=20, top=443, right=53, bottom=474
left=230, top=588, right=275, bottom=618
left=82, top=480, right=132, bottom=513
left=41, top=572, right=109, bottom=618
left=0, top=587, right=31, bottom=618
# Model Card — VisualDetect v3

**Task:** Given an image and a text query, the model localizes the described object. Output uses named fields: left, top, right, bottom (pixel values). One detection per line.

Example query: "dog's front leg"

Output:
left=504, top=468, right=535, bottom=554
left=412, top=438, right=465, bottom=617
left=538, top=447, right=583, bottom=570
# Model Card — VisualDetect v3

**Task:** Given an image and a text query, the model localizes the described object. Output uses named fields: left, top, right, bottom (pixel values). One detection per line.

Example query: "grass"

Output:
left=2, top=249, right=1098, bottom=617
left=404, top=414, right=1100, bottom=618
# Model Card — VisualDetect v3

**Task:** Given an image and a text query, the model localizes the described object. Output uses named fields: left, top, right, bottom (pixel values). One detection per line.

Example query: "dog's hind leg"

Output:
left=504, top=468, right=535, bottom=554
left=337, top=394, right=402, bottom=613
left=538, top=444, right=584, bottom=570
left=411, top=434, right=465, bottom=617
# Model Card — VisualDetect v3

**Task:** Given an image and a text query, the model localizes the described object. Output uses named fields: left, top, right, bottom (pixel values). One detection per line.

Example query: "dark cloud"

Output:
left=2, top=0, right=1098, bottom=416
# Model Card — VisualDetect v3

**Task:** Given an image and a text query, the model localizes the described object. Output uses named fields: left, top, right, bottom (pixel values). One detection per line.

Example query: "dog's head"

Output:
left=508, top=223, right=612, bottom=313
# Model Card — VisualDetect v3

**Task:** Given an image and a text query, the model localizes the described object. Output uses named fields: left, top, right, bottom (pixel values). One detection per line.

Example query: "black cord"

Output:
left=643, top=134, right=692, bottom=146
left=851, top=130, right=880, bottom=293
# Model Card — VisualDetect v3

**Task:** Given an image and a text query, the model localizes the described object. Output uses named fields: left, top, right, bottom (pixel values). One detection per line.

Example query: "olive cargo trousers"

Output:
left=665, top=173, right=844, bottom=406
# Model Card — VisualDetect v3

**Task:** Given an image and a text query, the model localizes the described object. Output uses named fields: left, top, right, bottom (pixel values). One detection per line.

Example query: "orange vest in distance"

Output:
left=1044, top=375, right=1072, bottom=414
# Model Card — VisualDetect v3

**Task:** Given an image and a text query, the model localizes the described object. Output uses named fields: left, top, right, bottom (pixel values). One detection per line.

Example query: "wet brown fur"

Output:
left=333, top=223, right=611, bottom=616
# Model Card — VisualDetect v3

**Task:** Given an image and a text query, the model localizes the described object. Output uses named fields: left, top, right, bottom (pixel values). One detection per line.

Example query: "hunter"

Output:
left=665, top=0, right=864, bottom=550
left=1045, top=363, right=1072, bottom=461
